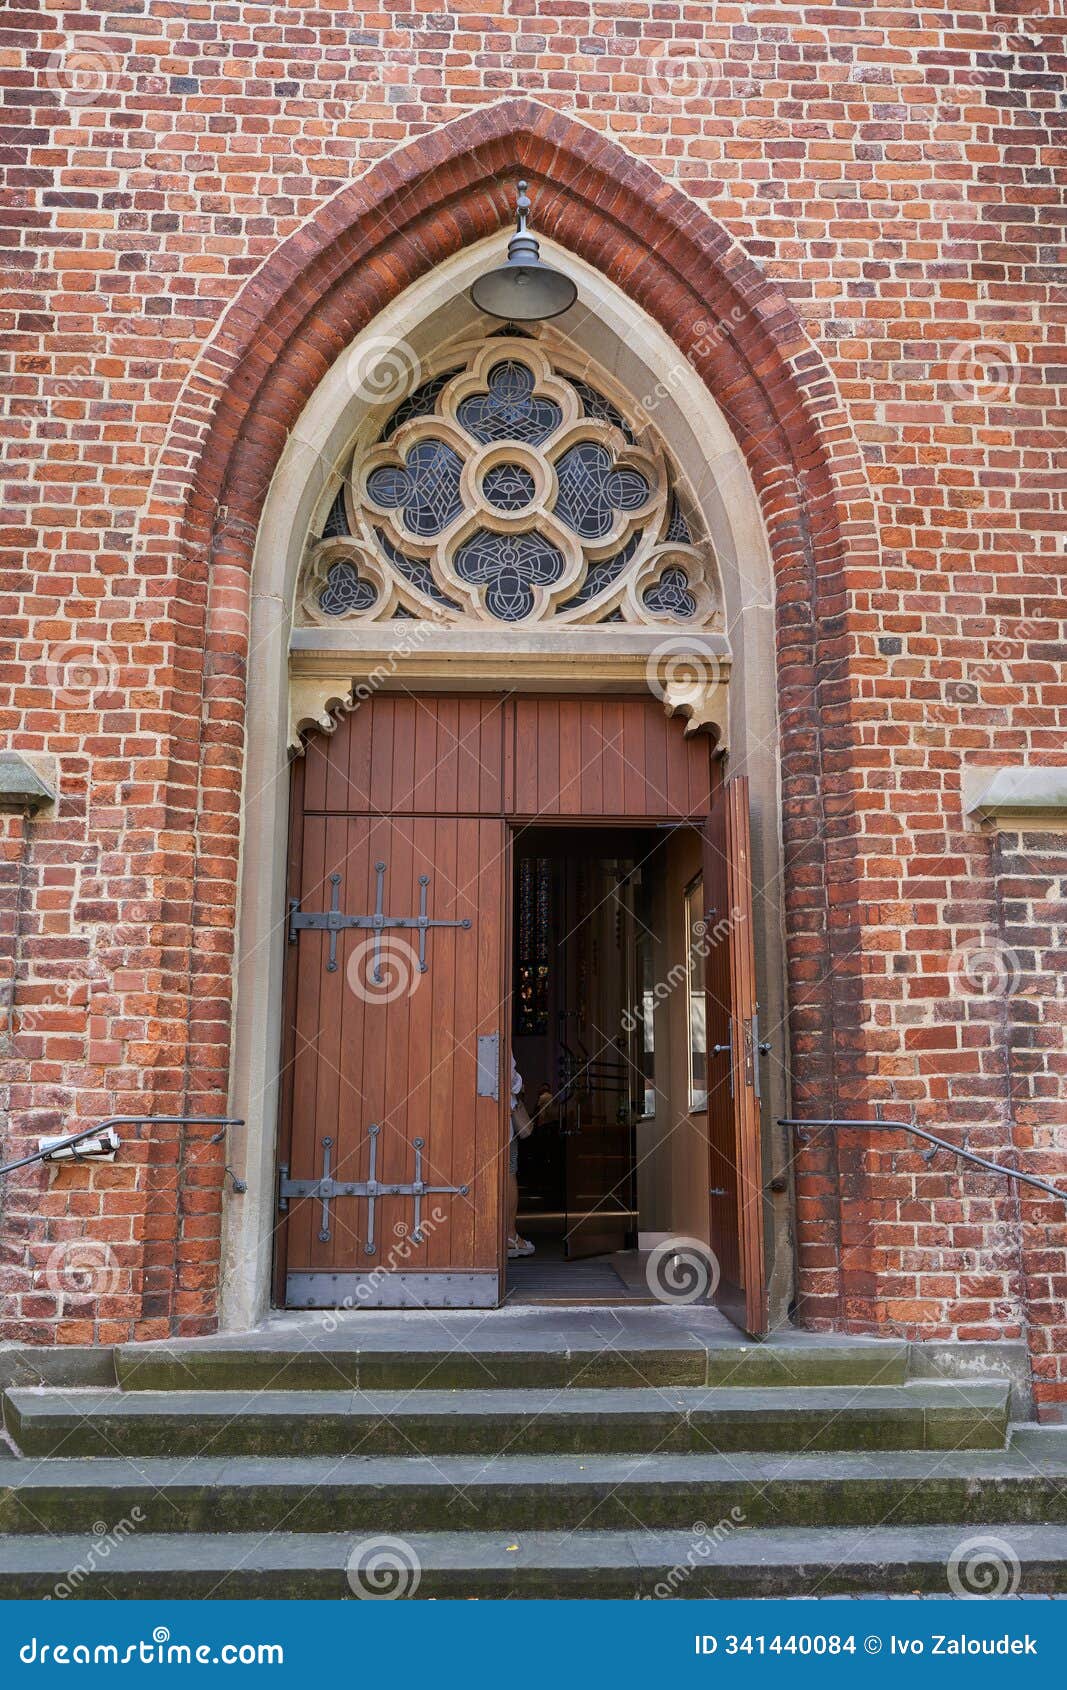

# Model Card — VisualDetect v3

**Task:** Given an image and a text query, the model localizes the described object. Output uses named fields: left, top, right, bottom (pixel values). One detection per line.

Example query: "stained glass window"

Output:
left=302, top=337, right=714, bottom=626
left=553, top=442, right=650, bottom=539
left=516, top=856, right=551, bottom=1036
left=666, top=495, right=692, bottom=544
left=481, top=462, right=536, bottom=511
left=376, top=530, right=461, bottom=610
left=572, top=378, right=635, bottom=443
left=457, top=360, right=562, bottom=445
left=321, top=489, right=350, bottom=539
left=642, top=566, right=697, bottom=619
left=453, top=529, right=566, bottom=621
left=382, top=371, right=458, bottom=437
left=559, top=532, right=642, bottom=610
left=318, top=560, right=377, bottom=617
left=365, top=439, right=464, bottom=537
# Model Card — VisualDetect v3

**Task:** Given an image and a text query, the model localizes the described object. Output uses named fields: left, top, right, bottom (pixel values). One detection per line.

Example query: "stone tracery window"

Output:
left=298, top=337, right=718, bottom=629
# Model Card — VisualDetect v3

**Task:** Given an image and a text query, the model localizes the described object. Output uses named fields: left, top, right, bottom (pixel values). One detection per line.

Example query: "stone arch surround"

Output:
left=135, top=98, right=880, bottom=1333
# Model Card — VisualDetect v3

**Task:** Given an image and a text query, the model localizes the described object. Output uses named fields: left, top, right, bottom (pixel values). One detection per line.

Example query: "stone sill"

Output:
left=963, top=765, right=1067, bottom=832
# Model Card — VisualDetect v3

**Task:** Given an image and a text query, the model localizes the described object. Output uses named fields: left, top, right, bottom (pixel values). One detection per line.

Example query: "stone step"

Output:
left=113, top=1314, right=911, bottom=1393
left=4, top=1380, right=1009, bottom=1459
left=1, top=1443, right=1064, bottom=1536
left=1, top=1523, right=1064, bottom=1599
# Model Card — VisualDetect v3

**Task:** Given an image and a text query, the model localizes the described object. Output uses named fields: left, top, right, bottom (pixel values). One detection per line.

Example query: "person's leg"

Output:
left=507, top=1135, right=534, bottom=1256
left=508, top=1168, right=519, bottom=1239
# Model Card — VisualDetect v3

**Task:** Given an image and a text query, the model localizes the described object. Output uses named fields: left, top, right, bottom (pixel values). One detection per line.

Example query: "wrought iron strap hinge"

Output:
left=277, top=1126, right=469, bottom=1252
left=288, top=860, right=471, bottom=975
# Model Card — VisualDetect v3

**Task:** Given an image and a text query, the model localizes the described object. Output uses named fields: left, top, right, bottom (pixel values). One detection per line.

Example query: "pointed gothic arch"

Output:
left=139, top=99, right=878, bottom=1331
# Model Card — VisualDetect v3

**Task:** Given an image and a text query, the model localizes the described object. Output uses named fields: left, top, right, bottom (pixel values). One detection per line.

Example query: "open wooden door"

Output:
left=702, top=771, right=768, bottom=1335
left=277, top=793, right=509, bottom=1308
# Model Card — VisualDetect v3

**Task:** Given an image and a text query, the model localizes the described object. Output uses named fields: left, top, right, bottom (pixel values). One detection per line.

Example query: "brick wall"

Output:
left=1, top=6, right=1065, bottom=1405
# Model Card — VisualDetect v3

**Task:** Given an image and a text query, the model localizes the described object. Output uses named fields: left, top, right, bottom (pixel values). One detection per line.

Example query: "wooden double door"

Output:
left=275, top=693, right=767, bottom=1332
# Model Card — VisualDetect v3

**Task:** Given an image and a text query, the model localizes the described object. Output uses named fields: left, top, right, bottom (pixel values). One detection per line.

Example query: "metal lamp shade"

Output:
left=470, top=185, right=578, bottom=322
left=470, top=251, right=578, bottom=322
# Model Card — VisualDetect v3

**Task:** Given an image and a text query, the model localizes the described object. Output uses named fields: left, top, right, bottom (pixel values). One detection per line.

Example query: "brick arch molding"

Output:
left=141, top=98, right=878, bottom=1333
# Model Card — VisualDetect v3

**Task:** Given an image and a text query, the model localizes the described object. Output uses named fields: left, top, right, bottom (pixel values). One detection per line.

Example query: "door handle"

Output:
left=710, top=1017, right=733, bottom=1098
left=750, top=1007, right=771, bottom=1101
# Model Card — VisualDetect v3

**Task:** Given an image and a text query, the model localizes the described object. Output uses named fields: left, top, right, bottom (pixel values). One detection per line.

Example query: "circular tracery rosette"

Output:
left=300, top=336, right=721, bottom=628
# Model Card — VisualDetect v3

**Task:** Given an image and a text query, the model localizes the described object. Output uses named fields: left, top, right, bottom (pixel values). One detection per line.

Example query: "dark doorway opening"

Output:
left=506, top=824, right=673, bottom=1304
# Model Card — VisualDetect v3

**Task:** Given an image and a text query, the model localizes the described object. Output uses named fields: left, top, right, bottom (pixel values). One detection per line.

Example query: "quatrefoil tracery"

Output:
left=299, top=337, right=719, bottom=628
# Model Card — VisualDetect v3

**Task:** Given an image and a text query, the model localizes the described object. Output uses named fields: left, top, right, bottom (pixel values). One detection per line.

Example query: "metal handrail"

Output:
left=783, top=1114, right=1067, bottom=1207
left=0, top=1116, right=245, bottom=1189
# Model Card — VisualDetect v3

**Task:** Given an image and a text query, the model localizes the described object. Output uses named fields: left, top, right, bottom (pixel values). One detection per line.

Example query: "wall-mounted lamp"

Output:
left=470, top=178, right=578, bottom=322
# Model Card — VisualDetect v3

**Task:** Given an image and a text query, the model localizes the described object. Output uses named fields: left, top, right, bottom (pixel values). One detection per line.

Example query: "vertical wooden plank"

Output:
left=514, top=697, right=538, bottom=813
left=302, top=732, right=328, bottom=811
left=558, top=698, right=581, bottom=812
left=368, top=695, right=395, bottom=812
left=600, top=697, right=624, bottom=815
left=433, top=696, right=460, bottom=812
left=726, top=776, right=766, bottom=1335
left=353, top=815, right=391, bottom=1256
left=331, top=815, right=371, bottom=1262
left=343, top=698, right=373, bottom=812
left=501, top=695, right=515, bottom=815
left=321, top=720, right=345, bottom=812
left=411, top=697, right=438, bottom=812
left=403, top=814, right=433, bottom=1271
left=285, top=805, right=325, bottom=1284
left=664, top=708, right=690, bottom=816
left=377, top=814, right=415, bottom=1254
left=389, top=695, right=417, bottom=813
left=448, top=813, right=480, bottom=1267
left=479, top=699, right=503, bottom=814
left=427, top=814, right=458, bottom=1264
left=687, top=727, right=714, bottom=816
left=456, top=696, right=483, bottom=813
left=623, top=697, right=646, bottom=815
left=311, top=811, right=348, bottom=1272
left=537, top=697, right=560, bottom=817
left=579, top=699, right=603, bottom=816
